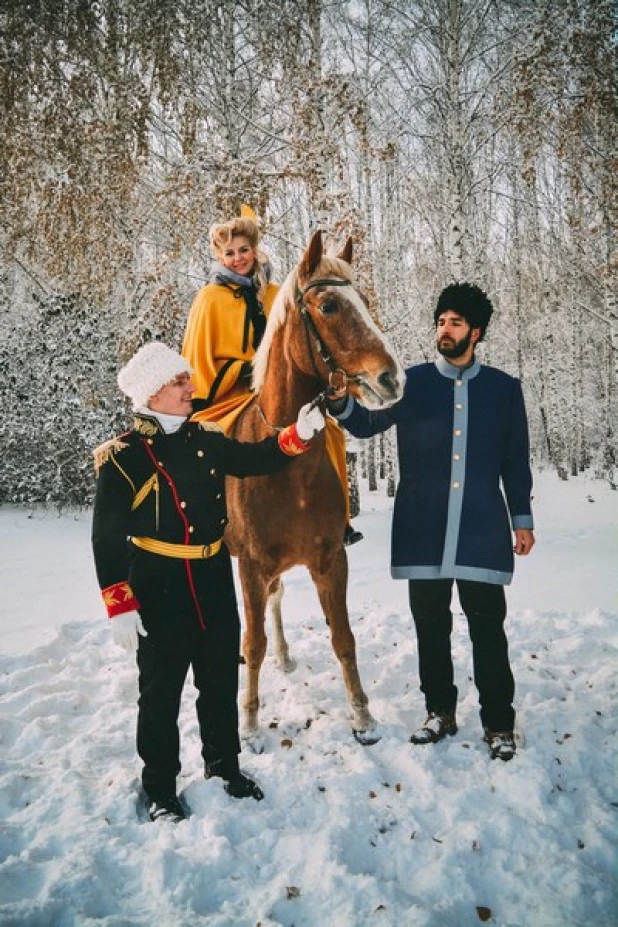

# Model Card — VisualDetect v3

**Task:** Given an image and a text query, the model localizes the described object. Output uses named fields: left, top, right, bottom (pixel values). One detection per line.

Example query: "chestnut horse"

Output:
left=225, top=231, right=404, bottom=743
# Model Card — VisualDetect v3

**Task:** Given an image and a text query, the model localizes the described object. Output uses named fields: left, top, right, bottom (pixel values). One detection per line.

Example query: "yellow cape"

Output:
left=182, top=280, right=279, bottom=435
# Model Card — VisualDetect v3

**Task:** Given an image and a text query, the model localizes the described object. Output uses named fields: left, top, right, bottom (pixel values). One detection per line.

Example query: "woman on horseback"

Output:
left=182, top=209, right=362, bottom=545
left=182, top=209, right=278, bottom=424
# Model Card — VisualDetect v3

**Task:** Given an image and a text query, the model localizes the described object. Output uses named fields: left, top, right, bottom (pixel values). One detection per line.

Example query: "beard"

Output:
left=438, top=329, right=473, bottom=359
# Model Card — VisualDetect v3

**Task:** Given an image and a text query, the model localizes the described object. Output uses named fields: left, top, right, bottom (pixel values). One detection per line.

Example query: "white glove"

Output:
left=296, top=402, right=326, bottom=442
left=112, top=611, right=148, bottom=653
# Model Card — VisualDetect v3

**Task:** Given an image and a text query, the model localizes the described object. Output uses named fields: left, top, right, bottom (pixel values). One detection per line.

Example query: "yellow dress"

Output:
left=182, top=279, right=350, bottom=519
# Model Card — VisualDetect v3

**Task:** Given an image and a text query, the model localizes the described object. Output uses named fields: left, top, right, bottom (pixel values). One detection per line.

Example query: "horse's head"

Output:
left=289, top=230, right=405, bottom=409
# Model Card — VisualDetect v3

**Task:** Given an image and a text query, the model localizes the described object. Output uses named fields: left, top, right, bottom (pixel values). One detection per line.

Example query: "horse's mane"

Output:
left=252, top=255, right=355, bottom=392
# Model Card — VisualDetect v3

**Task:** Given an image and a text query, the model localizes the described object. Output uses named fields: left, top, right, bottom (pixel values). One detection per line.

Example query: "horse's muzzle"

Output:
left=377, top=369, right=402, bottom=399
left=357, top=366, right=404, bottom=409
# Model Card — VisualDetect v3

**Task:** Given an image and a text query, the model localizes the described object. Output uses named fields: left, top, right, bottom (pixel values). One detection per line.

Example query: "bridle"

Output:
left=255, top=275, right=363, bottom=432
left=294, top=276, right=362, bottom=405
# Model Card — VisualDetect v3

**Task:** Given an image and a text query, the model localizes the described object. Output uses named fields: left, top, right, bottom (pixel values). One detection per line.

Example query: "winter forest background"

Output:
left=1, top=0, right=616, bottom=508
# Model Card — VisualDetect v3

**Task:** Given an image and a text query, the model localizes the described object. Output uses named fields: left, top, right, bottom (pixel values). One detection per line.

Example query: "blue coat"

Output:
left=336, top=356, right=534, bottom=585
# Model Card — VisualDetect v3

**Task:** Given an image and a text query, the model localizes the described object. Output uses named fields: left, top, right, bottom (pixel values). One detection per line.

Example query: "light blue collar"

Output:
left=435, top=355, right=481, bottom=380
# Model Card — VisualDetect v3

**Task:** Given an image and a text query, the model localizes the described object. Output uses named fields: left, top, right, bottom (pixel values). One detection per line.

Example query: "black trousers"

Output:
left=132, top=548, right=242, bottom=801
left=408, top=578, right=515, bottom=731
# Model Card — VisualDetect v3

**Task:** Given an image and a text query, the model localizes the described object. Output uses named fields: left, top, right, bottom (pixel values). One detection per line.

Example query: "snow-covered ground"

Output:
left=1, top=470, right=617, bottom=926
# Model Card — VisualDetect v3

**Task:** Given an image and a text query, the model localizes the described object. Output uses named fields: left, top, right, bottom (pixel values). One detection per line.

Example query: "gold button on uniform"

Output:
left=454, top=429, right=461, bottom=436
left=216, top=493, right=222, bottom=500
left=147, top=439, right=154, bottom=445
left=197, top=450, right=204, bottom=457
left=456, top=380, right=463, bottom=386
left=454, top=454, right=460, bottom=461
left=453, top=482, right=460, bottom=488
left=210, top=468, right=216, bottom=476
left=456, top=403, right=462, bottom=409
left=189, top=526, right=194, bottom=533
left=180, top=501, right=187, bottom=509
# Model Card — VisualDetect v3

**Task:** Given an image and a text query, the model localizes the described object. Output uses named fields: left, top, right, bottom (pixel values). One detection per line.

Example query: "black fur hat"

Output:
left=434, top=283, right=494, bottom=342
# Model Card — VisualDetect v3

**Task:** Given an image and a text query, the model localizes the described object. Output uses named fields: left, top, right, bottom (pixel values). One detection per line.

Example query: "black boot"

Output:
left=148, top=795, right=187, bottom=823
left=205, top=760, right=264, bottom=801
left=484, top=730, right=516, bottom=761
left=410, top=711, right=457, bottom=745
left=344, top=524, right=364, bottom=546
left=204, top=758, right=229, bottom=780
left=224, top=772, right=264, bottom=801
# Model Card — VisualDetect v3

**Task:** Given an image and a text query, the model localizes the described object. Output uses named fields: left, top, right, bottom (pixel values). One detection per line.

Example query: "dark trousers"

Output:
left=408, top=578, right=515, bottom=731
left=130, top=547, right=242, bottom=800
left=136, top=623, right=241, bottom=800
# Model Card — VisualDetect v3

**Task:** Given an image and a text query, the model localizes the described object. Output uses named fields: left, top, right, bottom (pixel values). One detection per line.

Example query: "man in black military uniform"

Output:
left=92, top=341, right=324, bottom=822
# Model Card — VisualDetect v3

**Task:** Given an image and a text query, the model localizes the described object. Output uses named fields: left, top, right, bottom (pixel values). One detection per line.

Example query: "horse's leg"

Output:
left=238, top=558, right=270, bottom=734
left=310, top=552, right=379, bottom=744
left=268, top=578, right=296, bottom=673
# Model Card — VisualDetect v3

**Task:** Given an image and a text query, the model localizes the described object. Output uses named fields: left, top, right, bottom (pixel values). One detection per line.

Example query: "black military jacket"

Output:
left=92, top=412, right=292, bottom=615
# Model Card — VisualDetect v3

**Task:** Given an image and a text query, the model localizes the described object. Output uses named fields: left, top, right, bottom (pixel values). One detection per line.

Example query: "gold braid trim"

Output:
left=110, top=454, right=136, bottom=493
left=93, top=438, right=129, bottom=474
left=134, top=417, right=159, bottom=436
left=197, top=421, right=223, bottom=433
left=131, top=473, right=158, bottom=511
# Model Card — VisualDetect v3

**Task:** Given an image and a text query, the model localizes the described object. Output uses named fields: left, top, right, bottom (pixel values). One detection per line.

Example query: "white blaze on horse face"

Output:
left=342, top=287, right=405, bottom=409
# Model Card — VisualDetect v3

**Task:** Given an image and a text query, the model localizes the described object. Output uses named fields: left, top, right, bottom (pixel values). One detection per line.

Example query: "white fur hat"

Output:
left=118, top=342, right=193, bottom=410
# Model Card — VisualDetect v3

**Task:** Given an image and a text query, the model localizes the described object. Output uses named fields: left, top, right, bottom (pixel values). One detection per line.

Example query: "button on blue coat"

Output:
left=336, top=357, right=534, bottom=585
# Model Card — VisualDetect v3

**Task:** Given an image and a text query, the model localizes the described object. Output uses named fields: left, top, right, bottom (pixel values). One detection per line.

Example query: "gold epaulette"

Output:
left=197, top=421, right=223, bottom=433
left=93, top=437, right=129, bottom=473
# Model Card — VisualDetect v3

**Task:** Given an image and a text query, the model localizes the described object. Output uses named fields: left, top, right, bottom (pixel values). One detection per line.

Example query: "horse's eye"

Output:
left=320, top=299, right=338, bottom=316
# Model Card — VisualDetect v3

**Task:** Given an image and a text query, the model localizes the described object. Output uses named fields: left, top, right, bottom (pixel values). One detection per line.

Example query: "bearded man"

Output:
left=329, top=283, right=535, bottom=761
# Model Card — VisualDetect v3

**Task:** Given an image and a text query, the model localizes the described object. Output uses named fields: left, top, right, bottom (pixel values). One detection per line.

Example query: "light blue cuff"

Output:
left=512, top=515, right=534, bottom=530
left=332, top=395, right=355, bottom=420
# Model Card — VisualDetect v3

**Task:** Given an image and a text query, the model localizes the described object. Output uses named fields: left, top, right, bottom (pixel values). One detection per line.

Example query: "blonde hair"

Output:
left=209, top=217, right=270, bottom=297
left=209, top=217, right=260, bottom=252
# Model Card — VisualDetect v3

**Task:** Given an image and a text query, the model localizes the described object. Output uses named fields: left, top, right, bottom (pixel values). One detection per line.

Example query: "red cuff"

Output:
left=278, top=423, right=312, bottom=456
left=102, top=581, right=141, bottom=618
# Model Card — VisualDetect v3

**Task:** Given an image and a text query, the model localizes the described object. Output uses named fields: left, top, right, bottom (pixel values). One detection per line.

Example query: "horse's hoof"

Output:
left=242, top=732, right=265, bottom=755
left=275, top=656, right=297, bottom=674
left=353, top=727, right=381, bottom=746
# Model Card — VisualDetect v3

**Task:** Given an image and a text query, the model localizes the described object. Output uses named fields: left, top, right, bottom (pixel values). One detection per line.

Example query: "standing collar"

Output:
left=134, top=411, right=188, bottom=436
left=435, top=355, right=481, bottom=381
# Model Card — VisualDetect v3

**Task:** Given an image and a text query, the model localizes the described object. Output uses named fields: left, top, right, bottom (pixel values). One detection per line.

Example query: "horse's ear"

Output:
left=299, top=230, right=324, bottom=279
left=338, top=237, right=353, bottom=265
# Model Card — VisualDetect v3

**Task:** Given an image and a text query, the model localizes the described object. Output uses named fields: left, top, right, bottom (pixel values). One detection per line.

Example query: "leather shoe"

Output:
left=148, top=795, right=186, bottom=823
left=484, top=730, right=516, bottom=761
left=224, top=772, right=264, bottom=801
left=410, top=711, right=457, bottom=745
